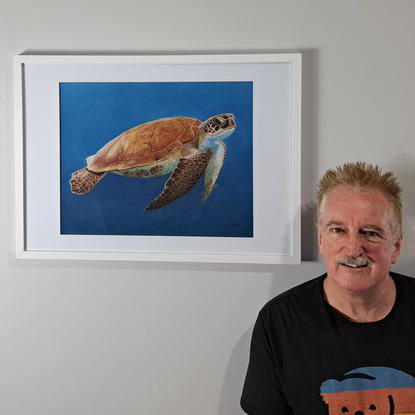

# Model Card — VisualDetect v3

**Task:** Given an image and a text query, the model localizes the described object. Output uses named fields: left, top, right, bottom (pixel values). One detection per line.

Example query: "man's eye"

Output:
left=331, top=228, right=343, bottom=234
left=363, top=231, right=380, bottom=238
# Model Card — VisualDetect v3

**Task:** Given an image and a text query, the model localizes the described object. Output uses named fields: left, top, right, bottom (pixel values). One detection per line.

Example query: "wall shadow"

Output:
left=301, top=49, right=319, bottom=261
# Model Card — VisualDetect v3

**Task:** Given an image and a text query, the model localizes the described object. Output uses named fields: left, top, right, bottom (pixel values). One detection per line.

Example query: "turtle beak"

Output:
left=226, top=114, right=236, bottom=129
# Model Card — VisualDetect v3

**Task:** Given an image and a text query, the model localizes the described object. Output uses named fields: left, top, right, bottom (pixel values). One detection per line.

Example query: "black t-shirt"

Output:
left=241, top=272, right=415, bottom=415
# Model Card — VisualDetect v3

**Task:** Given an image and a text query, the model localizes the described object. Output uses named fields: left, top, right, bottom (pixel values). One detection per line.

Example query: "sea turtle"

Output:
left=69, top=113, right=236, bottom=210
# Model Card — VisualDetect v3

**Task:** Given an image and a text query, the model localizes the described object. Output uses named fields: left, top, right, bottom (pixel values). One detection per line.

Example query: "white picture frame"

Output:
left=14, top=53, right=301, bottom=264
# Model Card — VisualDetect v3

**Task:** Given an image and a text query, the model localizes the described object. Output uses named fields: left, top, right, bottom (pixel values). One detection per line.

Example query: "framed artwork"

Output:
left=14, top=53, right=301, bottom=263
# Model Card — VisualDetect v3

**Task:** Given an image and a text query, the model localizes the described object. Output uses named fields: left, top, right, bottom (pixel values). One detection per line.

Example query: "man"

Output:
left=241, top=162, right=415, bottom=415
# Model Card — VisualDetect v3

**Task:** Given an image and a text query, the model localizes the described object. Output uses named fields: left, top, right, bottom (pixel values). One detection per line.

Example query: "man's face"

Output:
left=318, top=186, right=402, bottom=294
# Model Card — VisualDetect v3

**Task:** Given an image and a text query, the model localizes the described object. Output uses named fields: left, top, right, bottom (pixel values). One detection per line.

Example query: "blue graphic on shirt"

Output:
left=321, top=366, right=415, bottom=392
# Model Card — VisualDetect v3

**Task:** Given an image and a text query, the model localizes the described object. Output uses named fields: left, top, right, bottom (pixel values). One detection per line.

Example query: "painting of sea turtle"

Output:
left=69, top=113, right=236, bottom=210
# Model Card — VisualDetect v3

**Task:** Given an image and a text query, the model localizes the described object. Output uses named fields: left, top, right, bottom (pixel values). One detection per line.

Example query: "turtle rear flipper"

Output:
left=70, top=168, right=107, bottom=194
left=146, top=151, right=211, bottom=211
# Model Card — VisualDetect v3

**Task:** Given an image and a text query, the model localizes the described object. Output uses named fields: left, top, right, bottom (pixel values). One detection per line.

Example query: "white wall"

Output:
left=1, top=1, right=415, bottom=414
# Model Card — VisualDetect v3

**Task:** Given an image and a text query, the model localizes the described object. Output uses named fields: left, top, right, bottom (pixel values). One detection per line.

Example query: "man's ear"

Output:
left=392, top=234, right=402, bottom=264
left=318, top=231, right=324, bottom=254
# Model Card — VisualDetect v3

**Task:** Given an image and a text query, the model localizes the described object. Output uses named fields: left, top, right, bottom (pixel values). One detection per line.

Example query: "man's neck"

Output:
left=323, top=275, right=396, bottom=323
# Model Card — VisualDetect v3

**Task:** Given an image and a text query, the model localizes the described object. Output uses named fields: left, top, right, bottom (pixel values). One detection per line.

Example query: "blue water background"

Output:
left=60, top=82, right=253, bottom=237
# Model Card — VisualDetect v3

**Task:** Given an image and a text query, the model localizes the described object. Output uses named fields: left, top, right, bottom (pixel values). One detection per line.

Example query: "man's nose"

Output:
left=344, top=234, right=365, bottom=256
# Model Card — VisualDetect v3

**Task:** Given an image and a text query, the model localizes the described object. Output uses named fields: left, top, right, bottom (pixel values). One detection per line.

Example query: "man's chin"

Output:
left=328, top=267, right=377, bottom=294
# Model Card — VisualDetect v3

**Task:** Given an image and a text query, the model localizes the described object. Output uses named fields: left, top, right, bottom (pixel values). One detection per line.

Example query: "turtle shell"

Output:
left=87, top=117, right=202, bottom=173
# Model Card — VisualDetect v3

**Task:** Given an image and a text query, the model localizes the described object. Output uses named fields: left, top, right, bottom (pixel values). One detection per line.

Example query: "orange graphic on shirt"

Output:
left=320, top=367, right=415, bottom=415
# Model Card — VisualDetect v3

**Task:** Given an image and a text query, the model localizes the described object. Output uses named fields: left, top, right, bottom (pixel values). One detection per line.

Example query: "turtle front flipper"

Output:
left=146, top=151, right=211, bottom=211
left=203, top=140, right=226, bottom=203
left=70, top=168, right=107, bottom=194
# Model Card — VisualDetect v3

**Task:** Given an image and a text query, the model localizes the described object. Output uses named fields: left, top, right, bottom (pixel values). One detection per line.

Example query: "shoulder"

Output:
left=391, top=271, right=415, bottom=283
left=391, top=271, right=415, bottom=300
left=391, top=271, right=415, bottom=292
left=258, top=274, right=326, bottom=322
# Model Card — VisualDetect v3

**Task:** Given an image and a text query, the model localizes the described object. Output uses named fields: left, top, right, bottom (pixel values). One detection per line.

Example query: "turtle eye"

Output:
left=214, top=118, right=222, bottom=125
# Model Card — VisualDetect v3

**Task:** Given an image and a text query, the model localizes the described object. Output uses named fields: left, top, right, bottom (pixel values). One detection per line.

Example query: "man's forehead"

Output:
left=326, top=185, right=388, bottom=200
left=320, top=187, right=397, bottom=233
left=323, top=186, right=393, bottom=212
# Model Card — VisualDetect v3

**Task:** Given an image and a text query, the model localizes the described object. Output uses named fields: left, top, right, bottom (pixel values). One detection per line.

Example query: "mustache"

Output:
left=337, top=256, right=373, bottom=267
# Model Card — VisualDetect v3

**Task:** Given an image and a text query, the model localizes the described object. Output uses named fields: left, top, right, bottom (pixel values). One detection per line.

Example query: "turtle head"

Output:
left=198, top=113, right=236, bottom=148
